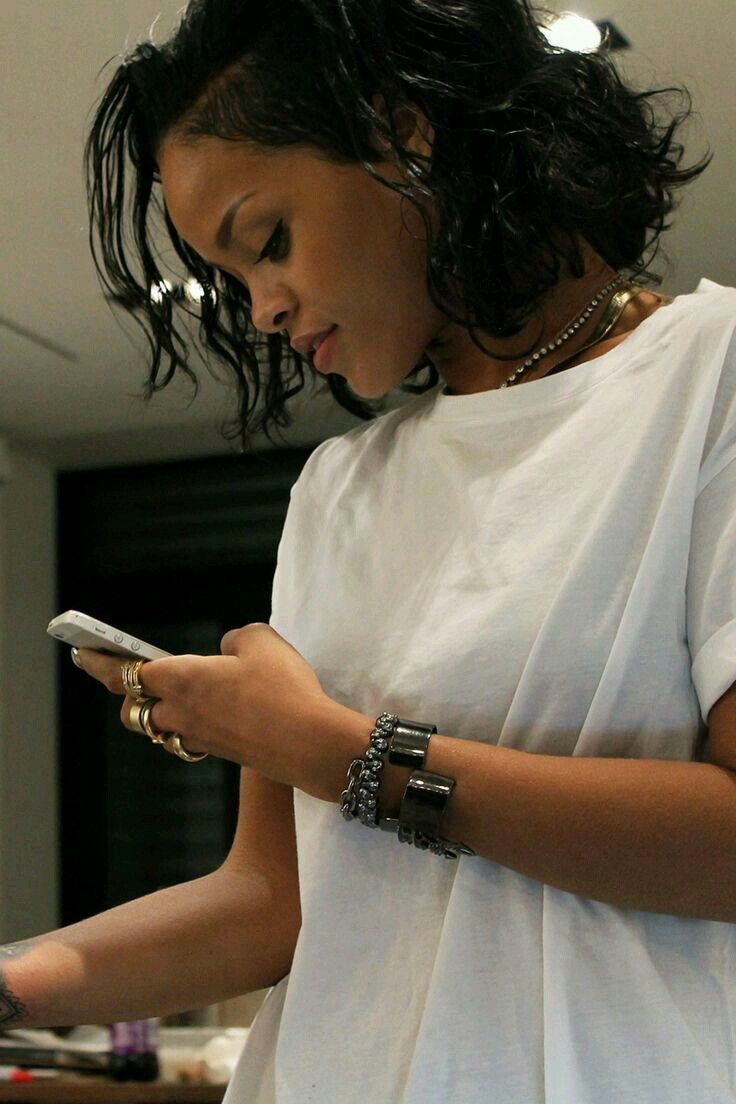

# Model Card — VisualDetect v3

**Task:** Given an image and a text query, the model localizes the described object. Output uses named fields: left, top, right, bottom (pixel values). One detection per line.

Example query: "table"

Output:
left=0, top=1077, right=225, bottom=1102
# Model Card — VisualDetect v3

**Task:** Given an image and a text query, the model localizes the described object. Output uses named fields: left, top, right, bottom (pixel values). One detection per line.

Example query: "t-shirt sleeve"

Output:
left=688, top=323, right=736, bottom=726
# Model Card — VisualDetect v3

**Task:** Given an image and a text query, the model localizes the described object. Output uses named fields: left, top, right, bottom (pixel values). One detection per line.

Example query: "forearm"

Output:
left=327, top=706, right=736, bottom=923
left=0, top=865, right=298, bottom=1030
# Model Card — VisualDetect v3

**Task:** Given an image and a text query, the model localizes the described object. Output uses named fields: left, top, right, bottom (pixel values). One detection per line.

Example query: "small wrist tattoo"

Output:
left=0, top=943, right=34, bottom=1028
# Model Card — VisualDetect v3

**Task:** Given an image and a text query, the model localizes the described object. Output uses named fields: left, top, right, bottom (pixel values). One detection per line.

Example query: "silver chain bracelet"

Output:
left=340, top=713, right=475, bottom=859
left=340, top=711, right=396, bottom=824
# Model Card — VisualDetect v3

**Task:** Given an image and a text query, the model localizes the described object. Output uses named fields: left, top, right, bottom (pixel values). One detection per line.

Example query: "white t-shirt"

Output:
left=223, top=278, right=736, bottom=1104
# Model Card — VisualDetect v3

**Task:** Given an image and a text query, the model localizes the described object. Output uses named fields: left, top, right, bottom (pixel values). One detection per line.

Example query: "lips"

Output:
left=290, top=325, right=336, bottom=358
left=311, top=326, right=335, bottom=355
left=313, top=325, right=338, bottom=372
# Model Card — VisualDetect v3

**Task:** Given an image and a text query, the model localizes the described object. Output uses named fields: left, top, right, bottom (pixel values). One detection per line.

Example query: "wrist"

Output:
left=377, top=753, right=414, bottom=820
left=316, top=702, right=377, bottom=804
left=337, top=712, right=477, bottom=860
left=321, top=703, right=414, bottom=812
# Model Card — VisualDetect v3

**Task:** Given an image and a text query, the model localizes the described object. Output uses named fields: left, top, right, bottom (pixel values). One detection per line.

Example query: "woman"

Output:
left=4, top=0, right=736, bottom=1100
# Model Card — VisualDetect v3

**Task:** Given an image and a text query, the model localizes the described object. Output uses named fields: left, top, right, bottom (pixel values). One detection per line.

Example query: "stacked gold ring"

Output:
left=121, top=659, right=208, bottom=763
left=121, top=659, right=147, bottom=700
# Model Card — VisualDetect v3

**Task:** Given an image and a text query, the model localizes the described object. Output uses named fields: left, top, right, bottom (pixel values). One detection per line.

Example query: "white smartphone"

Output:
left=47, top=610, right=171, bottom=661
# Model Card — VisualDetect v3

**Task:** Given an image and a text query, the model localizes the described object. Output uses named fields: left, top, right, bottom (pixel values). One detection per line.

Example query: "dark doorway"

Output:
left=56, top=446, right=314, bottom=925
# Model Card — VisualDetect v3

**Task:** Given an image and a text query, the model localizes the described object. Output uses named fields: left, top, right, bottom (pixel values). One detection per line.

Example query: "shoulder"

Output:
left=675, top=278, right=736, bottom=335
left=658, top=278, right=736, bottom=408
left=680, top=280, right=736, bottom=490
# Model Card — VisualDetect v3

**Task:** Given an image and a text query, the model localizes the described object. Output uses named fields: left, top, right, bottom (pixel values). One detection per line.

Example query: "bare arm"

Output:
left=326, top=704, right=736, bottom=923
left=0, top=864, right=297, bottom=1029
left=1, top=769, right=301, bottom=1029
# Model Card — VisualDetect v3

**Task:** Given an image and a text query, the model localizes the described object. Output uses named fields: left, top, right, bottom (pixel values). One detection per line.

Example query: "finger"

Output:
left=220, top=626, right=245, bottom=655
left=121, top=694, right=167, bottom=735
left=120, top=695, right=204, bottom=757
left=75, top=649, right=152, bottom=697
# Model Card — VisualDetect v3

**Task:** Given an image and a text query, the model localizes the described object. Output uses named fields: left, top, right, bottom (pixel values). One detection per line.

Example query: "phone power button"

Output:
left=130, top=640, right=141, bottom=652
left=114, top=633, right=124, bottom=645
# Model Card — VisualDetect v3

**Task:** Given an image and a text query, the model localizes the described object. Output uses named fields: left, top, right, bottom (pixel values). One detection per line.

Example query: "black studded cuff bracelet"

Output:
left=339, top=714, right=476, bottom=860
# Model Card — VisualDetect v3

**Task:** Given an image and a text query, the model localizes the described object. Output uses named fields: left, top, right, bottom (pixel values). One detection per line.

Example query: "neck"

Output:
left=431, top=238, right=622, bottom=395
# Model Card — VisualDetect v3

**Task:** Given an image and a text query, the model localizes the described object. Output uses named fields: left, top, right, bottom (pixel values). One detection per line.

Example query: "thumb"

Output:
left=220, top=622, right=270, bottom=656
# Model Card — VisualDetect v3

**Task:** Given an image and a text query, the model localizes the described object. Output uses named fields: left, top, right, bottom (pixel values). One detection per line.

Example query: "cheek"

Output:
left=303, top=187, right=432, bottom=351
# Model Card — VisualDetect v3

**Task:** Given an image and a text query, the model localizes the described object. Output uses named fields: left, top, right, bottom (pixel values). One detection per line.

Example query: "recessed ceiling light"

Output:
left=540, top=11, right=631, bottom=53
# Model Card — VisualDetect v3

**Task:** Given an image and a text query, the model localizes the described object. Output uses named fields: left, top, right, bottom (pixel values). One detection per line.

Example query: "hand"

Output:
left=74, top=623, right=350, bottom=799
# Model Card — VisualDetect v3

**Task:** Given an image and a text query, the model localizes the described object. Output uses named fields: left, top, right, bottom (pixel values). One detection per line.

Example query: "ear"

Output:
left=371, top=92, right=435, bottom=161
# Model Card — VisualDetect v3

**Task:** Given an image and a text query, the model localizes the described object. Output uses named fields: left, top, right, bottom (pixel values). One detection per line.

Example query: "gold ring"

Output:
left=138, top=698, right=171, bottom=745
left=162, top=733, right=209, bottom=763
left=121, top=659, right=147, bottom=700
left=128, top=697, right=160, bottom=738
left=128, top=697, right=208, bottom=763
left=138, top=698, right=164, bottom=744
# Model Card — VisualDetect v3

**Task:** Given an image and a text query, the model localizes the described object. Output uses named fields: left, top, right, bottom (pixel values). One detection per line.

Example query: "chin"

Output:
left=345, top=382, right=388, bottom=401
left=339, top=369, right=392, bottom=401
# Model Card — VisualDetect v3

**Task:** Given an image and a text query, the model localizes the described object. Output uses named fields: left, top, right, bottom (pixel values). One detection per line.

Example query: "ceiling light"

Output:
left=541, top=12, right=602, bottom=52
left=184, top=278, right=206, bottom=303
left=142, top=278, right=217, bottom=309
left=149, top=279, right=173, bottom=305
left=539, top=12, right=631, bottom=53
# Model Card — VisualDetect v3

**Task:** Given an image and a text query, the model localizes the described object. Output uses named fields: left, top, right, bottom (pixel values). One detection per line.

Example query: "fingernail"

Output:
left=71, top=647, right=83, bottom=669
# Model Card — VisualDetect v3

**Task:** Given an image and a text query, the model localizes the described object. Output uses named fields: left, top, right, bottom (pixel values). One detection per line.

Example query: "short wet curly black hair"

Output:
left=85, top=0, right=713, bottom=449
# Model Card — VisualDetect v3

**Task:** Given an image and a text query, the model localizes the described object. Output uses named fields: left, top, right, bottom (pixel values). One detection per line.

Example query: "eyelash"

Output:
left=213, top=221, right=287, bottom=304
left=256, top=220, right=288, bottom=264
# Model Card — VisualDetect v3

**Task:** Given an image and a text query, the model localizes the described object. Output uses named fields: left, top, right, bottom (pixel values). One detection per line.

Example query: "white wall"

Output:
left=0, top=441, right=58, bottom=942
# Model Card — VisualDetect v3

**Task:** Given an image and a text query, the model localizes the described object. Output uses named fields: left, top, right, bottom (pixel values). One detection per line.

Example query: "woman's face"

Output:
left=157, top=124, right=450, bottom=399
left=158, top=115, right=624, bottom=396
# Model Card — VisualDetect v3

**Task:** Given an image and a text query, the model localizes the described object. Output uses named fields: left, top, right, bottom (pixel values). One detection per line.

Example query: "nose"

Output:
left=249, top=286, right=291, bottom=336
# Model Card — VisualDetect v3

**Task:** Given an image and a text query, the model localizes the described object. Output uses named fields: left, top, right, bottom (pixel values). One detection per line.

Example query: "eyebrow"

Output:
left=215, top=191, right=257, bottom=252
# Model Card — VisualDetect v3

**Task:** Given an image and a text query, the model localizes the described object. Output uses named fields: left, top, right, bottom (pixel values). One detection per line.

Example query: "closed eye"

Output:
left=206, top=221, right=287, bottom=307
left=256, top=220, right=289, bottom=264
